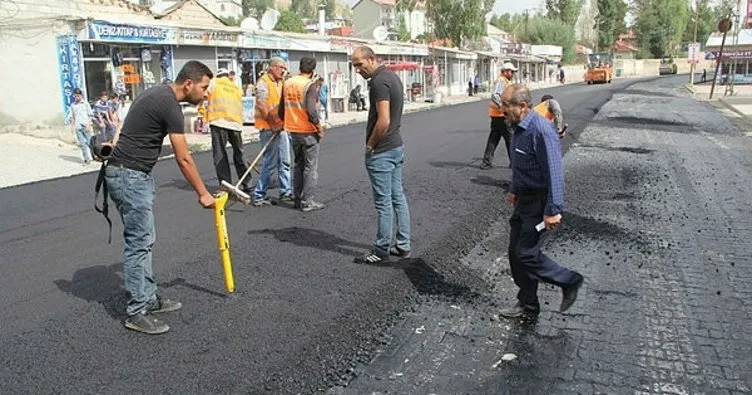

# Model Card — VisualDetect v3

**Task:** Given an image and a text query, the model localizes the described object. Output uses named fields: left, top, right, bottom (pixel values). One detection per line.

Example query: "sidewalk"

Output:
left=0, top=80, right=568, bottom=189
left=688, top=82, right=752, bottom=136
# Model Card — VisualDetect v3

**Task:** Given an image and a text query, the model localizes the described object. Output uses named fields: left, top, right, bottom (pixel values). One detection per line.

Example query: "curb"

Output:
left=717, top=97, right=749, bottom=120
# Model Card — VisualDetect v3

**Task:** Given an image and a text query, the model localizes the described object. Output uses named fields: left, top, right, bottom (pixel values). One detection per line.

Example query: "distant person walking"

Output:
left=68, top=88, right=94, bottom=164
left=480, top=62, right=517, bottom=170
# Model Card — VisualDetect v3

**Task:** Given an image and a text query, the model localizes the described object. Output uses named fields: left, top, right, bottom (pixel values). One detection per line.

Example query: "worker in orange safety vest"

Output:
left=481, top=62, right=518, bottom=169
left=533, top=94, right=567, bottom=139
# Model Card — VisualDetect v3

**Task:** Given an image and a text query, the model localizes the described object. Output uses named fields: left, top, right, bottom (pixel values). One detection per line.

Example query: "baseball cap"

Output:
left=501, top=62, right=519, bottom=72
left=216, top=68, right=229, bottom=76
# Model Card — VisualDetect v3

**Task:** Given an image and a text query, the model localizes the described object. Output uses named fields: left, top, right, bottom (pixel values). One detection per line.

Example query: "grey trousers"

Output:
left=290, top=132, right=320, bottom=204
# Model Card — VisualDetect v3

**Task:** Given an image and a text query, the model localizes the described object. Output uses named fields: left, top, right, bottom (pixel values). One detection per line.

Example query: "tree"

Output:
left=576, top=0, right=598, bottom=48
left=324, top=0, right=337, bottom=19
left=523, top=15, right=578, bottom=63
left=427, top=0, right=494, bottom=47
left=682, top=0, right=717, bottom=47
left=594, top=0, right=628, bottom=52
left=545, top=0, right=584, bottom=26
left=398, top=15, right=411, bottom=41
left=291, top=0, right=316, bottom=19
left=634, top=0, right=688, bottom=58
left=242, top=0, right=273, bottom=17
left=275, top=9, right=306, bottom=33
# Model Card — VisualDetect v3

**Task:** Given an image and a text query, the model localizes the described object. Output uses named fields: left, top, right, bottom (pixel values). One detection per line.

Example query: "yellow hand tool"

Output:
left=213, top=191, right=235, bottom=293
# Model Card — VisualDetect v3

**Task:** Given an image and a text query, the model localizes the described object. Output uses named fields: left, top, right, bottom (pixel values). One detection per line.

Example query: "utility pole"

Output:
left=690, top=0, right=700, bottom=86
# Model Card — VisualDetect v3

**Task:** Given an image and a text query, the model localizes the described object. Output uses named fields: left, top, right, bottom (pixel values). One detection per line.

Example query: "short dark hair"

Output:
left=541, top=94, right=554, bottom=102
left=299, top=57, right=317, bottom=74
left=100, top=91, right=108, bottom=97
left=73, top=88, right=82, bottom=95
left=176, top=60, right=214, bottom=83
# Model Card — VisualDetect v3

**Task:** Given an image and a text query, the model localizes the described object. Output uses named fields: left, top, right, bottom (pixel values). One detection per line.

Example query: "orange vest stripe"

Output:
left=206, top=77, right=243, bottom=124
left=488, top=76, right=510, bottom=118
left=283, top=75, right=317, bottom=133
left=255, top=74, right=283, bottom=130
left=534, top=101, right=555, bottom=121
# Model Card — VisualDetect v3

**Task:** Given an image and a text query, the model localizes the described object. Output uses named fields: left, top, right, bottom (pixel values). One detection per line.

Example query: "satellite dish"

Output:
left=240, top=17, right=260, bottom=30
left=260, top=9, right=280, bottom=31
left=373, top=25, right=388, bottom=42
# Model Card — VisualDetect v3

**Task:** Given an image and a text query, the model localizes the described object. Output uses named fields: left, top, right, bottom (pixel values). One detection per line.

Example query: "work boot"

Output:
left=148, top=296, right=182, bottom=314
left=560, top=274, right=584, bottom=312
left=124, top=311, right=169, bottom=335
left=498, top=302, right=540, bottom=319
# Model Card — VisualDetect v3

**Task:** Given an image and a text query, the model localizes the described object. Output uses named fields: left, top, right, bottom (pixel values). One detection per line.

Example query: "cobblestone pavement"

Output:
left=330, top=79, right=752, bottom=394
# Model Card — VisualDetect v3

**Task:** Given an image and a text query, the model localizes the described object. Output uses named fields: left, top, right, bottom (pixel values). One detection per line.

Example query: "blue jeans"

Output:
left=365, top=146, right=411, bottom=255
left=254, top=130, right=292, bottom=199
left=105, top=166, right=157, bottom=316
left=75, top=125, right=93, bottom=162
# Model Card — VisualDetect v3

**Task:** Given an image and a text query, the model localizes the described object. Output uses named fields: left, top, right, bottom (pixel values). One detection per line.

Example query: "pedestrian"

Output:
left=349, top=85, right=367, bottom=111
left=498, top=83, right=583, bottom=319
left=68, top=87, right=94, bottom=164
left=252, top=57, right=293, bottom=206
left=474, top=74, right=481, bottom=95
left=278, top=56, right=326, bottom=212
left=318, top=76, right=329, bottom=123
left=702, top=68, right=707, bottom=83
left=108, top=94, right=122, bottom=133
left=103, top=60, right=216, bottom=334
left=94, top=91, right=115, bottom=142
left=558, top=64, right=565, bottom=84
left=480, top=62, right=517, bottom=170
left=533, top=94, right=566, bottom=139
left=207, top=68, right=252, bottom=195
left=468, top=79, right=474, bottom=96
left=349, top=45, right=412, bottom=264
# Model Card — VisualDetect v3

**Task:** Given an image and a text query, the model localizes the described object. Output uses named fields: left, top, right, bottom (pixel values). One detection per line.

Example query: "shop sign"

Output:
left=372, top=44, right=429, bottom=56
left=242, top=33, right=291, bottom=50
left=57, top=35, right=84, bottom=125
left=288, top=38, right=330, bottom=52
left=179, top=29, right=239, bottom=47
left=88, top=21, right=176, bottom=44
left=709, top=50, right=752, bottom=59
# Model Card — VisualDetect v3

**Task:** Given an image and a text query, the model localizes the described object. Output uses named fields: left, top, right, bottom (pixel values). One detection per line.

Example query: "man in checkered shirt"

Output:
left=498, top=83, right=584, bottom=319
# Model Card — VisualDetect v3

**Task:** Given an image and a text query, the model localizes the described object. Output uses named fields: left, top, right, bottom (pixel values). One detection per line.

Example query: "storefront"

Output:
left=81, top=20, right=179, bottom=103
left=429, top=47, right=477, bottom=96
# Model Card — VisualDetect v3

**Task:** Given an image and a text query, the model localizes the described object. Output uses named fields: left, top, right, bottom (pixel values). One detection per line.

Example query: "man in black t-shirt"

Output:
left=105, top=61, right=216, bottom=335
left=350, top=46, right=412, bottom=264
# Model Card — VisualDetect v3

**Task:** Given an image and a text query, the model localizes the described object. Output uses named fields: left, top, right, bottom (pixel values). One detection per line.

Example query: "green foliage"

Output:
left=595, top=0, right=627, bottom=51
left=398, top=15, right=411, bottom=42
left=242, top=0, right=273, bottom=17
left=291, top=0, right=316, bottom=19
left=523, top=15, right=577, bottom=63
left=324, top=0, right=336, bottom=18
left=275, top=9, right=306, bottom=33
left=634, top=0, right=689, bottom=58
left=545, top=0, right=584, bottom=26
left=220, top=16, right=241, bottom=26
left=489, top=12, right=525, bottom=35
left=427, top=0, right=494, bottom=47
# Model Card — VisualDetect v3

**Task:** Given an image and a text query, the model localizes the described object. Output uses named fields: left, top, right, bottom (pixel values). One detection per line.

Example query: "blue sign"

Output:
left=88, top=21, right=175, bottom=44
left=242, top=97, right=255, bottom=125
left=57, top=35, right=83, bottom=125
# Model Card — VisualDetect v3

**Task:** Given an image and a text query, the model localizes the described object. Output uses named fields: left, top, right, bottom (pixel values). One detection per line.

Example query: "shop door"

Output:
left=84, top=61, right=113, bottom=103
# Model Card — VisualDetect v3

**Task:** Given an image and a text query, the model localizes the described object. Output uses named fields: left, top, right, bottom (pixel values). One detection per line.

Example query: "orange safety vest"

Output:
left=488, top=76, right=511, bottom=118
left=534, top=100, right=555, bottom=121
left=254, top=74, right=283, bottom=130
left=282, top=75, right=317, bottom=133
left=206, top=77, right=243, bottom=125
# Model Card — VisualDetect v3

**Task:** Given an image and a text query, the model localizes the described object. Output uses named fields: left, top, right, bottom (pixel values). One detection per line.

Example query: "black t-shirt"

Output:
left=109, top=85, right=184, bottom=173
left=366, top=66, right=403, bottom=153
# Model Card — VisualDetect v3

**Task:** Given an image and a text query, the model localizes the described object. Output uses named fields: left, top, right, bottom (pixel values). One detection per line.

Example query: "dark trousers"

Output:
left=291, top=132, right=320, bottom=204
left=211, top=125, right=251, bottom=191
left=482, top=117, right=511, bottom=167
left=508, top=189, right=581, bottom=310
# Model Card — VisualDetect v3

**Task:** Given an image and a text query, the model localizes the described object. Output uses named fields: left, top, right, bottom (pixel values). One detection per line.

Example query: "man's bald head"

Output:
left=501, top=83, right=532, bottom=124
left=352, top=46, right=380, bottom=79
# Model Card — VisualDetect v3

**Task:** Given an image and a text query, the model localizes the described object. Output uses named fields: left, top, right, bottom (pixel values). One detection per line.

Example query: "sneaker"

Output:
left=301, top=201, right=325, bottom=212
left=148, top=296, right=182, bottom=314
left=389, top=246, right=412, bottom=259
left=354, top=252, right=391, bottom=264
left=279, top=193, right=294, bottom=202
left=124, top=311, right=169, bottom=335
left=253, top=198, right=271, bottom=207
left=479, top=162, right=492, bottom=170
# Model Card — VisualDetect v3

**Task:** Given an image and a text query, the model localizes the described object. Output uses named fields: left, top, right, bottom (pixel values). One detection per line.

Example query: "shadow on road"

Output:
left=470, top=175, right=511, bottom=190
left=247, top=226, right=371, bottom=258
left=54, top=262, right=126, bottom=320
left=392, top=258, right=477, bottom=298
left=428, top=160, right=482, bottom=169
left=58, top=154, right=85, bottom=164
left=159, top=278, right=227, bottom=299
